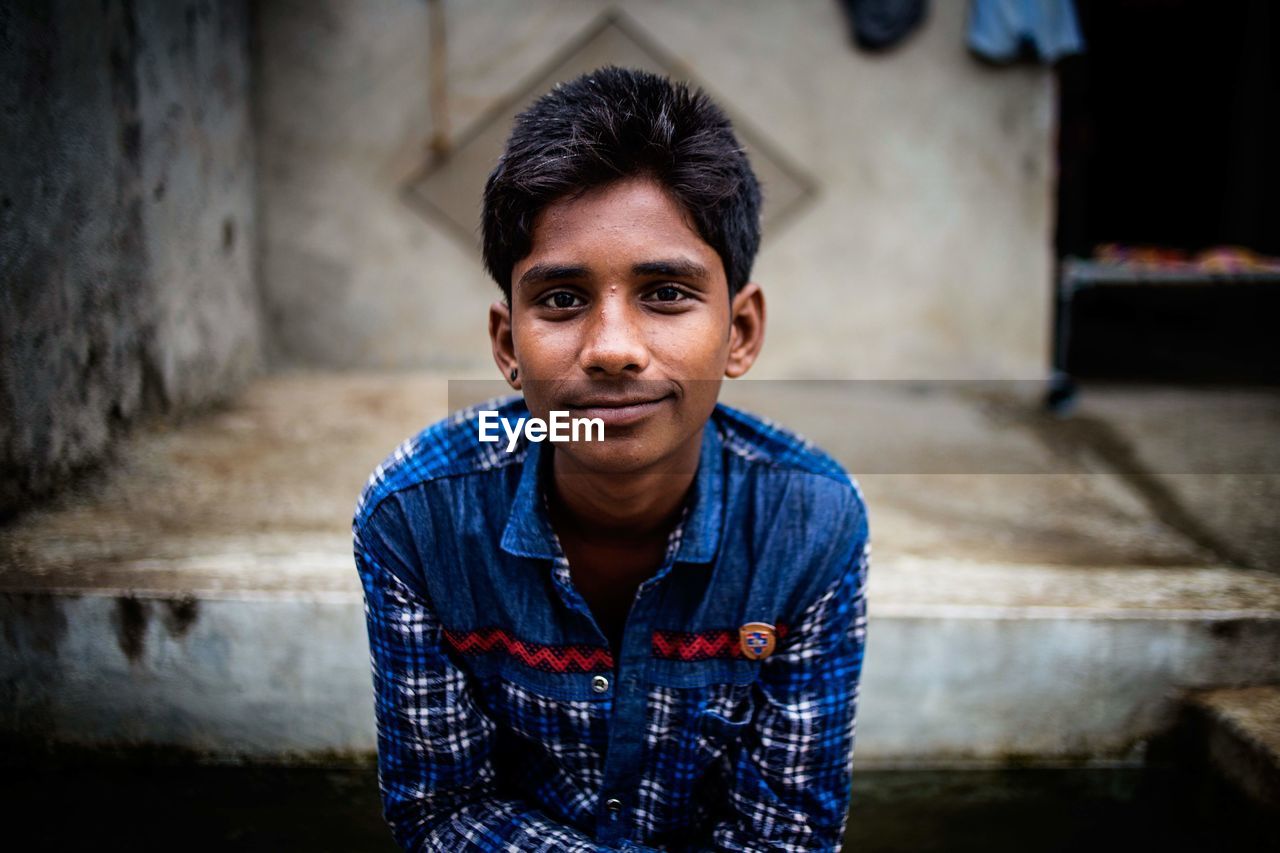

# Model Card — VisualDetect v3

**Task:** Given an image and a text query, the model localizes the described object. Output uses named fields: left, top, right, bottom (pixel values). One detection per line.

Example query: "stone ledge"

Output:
left=1187, top=686, right=1280, bottom=812
left=4, top=559, right=1279, bottom=763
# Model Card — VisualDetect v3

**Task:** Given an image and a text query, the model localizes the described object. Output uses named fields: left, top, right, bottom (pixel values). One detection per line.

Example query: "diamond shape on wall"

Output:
left=404, top=8, right=816, bottom=250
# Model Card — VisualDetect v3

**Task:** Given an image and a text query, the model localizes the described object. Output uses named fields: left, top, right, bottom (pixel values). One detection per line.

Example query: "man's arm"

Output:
left=355, top=506, right=657, bottom=852
left=704, top=505, right=870, bottom=852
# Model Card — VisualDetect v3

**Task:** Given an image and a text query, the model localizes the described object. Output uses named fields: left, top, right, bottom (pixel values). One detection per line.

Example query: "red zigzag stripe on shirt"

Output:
left=652, top=625, right=789, bottom=661
left=443, top=624, right=792, bottom=669
left=442, top=627, right=614, bottom=673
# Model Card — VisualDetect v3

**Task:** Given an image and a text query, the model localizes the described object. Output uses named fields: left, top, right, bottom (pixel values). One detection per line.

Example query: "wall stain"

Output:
left=113, top=595, right=150, bottom=662
left=161, top=595, right=199, bottom=639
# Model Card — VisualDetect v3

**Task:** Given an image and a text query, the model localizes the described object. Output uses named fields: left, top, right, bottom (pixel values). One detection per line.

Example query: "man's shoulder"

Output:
left=712, top=400, right=868, bottom=547
left=712, top=401, right=862, bottom=495
left=353, top=394, right=529, bottom=530
left=712, top=401, right=868, bottom=620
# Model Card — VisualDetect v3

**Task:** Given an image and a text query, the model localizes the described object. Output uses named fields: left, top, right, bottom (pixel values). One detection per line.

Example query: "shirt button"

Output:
left=605, top=797, right=622, bottom=818
left=591, top=674, right=610, bottom=694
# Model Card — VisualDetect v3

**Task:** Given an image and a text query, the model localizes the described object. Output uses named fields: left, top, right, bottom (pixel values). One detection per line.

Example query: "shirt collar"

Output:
left=500, top=418, right=724, bottom=564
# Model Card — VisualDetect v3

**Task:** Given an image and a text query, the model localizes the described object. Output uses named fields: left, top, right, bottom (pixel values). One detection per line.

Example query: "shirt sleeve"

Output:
left=355, top=506, right=660, bottom=853
left=704, top=502, right=870, bottom=852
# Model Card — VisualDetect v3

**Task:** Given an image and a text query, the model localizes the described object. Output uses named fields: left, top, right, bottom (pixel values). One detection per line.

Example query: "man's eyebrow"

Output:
left=516, top=263, right=590, bottom=290
left=632, top=259, right=710, bottom=280
left=517, top=259, right=710, bottom=289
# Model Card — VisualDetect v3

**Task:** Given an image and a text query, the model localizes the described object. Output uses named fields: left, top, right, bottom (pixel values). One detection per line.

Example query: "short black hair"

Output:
left=481, top=66, right=762, bottom=301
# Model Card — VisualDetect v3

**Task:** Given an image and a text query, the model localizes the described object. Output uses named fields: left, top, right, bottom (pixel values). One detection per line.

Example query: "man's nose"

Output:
left=579, top=297, right=650, bottom=376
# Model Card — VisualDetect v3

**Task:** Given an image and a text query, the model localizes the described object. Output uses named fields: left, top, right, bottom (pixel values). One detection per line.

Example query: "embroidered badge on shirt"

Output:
left=738, top=622, right=777, bottom=660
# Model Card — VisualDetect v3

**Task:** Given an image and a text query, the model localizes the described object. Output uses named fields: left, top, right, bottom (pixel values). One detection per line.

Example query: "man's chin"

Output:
left=552, top=436, right=694, bottom=478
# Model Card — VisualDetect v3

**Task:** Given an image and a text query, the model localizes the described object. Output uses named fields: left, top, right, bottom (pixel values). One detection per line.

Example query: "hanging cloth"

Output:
left=839, top=0, right=929, bottom=52
left=967, top=0, right=1084, bottom=64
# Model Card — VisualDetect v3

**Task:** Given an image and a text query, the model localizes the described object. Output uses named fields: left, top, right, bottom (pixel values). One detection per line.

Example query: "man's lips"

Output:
left=563, top=394, right=672, bottom=427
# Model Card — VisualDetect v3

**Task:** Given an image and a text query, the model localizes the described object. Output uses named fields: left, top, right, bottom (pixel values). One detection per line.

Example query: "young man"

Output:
left=353, top=66, right=869, bottom=852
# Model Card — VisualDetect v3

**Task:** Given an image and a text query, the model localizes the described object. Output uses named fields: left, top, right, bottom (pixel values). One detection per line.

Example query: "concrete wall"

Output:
left=255, top=0, right=1053, bottom=379
left=0, top=0, right=260, bottom=515
left=5, top=564, right=1279, bottom=763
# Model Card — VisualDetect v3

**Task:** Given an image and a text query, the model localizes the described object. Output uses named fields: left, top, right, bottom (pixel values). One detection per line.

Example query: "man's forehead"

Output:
left=516, top=179, right=720, bottom=282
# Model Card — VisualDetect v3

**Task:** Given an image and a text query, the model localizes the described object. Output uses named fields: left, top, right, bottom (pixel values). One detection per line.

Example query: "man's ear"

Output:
left=725, top=282, right=765, bottom=378
left=489, top=300, right=521, bottom=389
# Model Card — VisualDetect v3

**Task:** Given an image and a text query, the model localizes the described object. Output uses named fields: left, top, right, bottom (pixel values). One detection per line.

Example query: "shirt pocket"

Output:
left=645, top=658, right=759, bottom=770
left=692, top=680, right=755, bottom=768
left=494, top=676, right=608, bottom=755
left=484, top=668, right=613, bottom=810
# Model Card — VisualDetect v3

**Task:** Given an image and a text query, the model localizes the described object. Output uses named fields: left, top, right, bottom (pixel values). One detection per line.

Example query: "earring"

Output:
left=509, top=367, right=518, bottom=382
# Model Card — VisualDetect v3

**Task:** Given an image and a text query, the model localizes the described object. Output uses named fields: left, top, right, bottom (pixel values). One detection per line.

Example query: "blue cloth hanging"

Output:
left=968, top=0, right=1085, bottom=63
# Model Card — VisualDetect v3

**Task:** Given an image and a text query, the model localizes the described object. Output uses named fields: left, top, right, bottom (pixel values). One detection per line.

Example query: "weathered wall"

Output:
left=5, top=565, right=1279, bottom=761
left=0, top=0, right=260, bottom=515
left=255, top=0, right=1053, bottom=379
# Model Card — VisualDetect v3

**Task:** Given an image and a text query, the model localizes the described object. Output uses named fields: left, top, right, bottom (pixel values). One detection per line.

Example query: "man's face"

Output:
left=493, top=176, right=759, bottom=474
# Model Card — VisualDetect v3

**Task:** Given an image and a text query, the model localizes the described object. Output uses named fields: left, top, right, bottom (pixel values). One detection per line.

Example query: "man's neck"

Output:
left=547, top=432, right=702, bottom=546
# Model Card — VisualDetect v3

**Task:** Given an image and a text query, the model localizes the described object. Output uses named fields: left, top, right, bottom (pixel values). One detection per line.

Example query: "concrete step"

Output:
left=2, top=371, right=1278, bottom=763
left=1184, top=686, right=1280, bottom=813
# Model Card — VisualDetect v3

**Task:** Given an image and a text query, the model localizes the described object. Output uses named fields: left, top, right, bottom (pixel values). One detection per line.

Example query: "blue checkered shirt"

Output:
left=353, top=397, right=869, bottom=851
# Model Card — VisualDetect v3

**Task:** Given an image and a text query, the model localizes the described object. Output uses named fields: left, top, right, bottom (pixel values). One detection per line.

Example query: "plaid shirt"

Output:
left=353, top=396, right=869, bottom=852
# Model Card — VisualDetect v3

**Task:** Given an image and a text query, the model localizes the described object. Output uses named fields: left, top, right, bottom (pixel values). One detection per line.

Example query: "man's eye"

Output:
left=542, top=291, right=583, bottom=309
left=650, top=285, right=686, bottom=303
